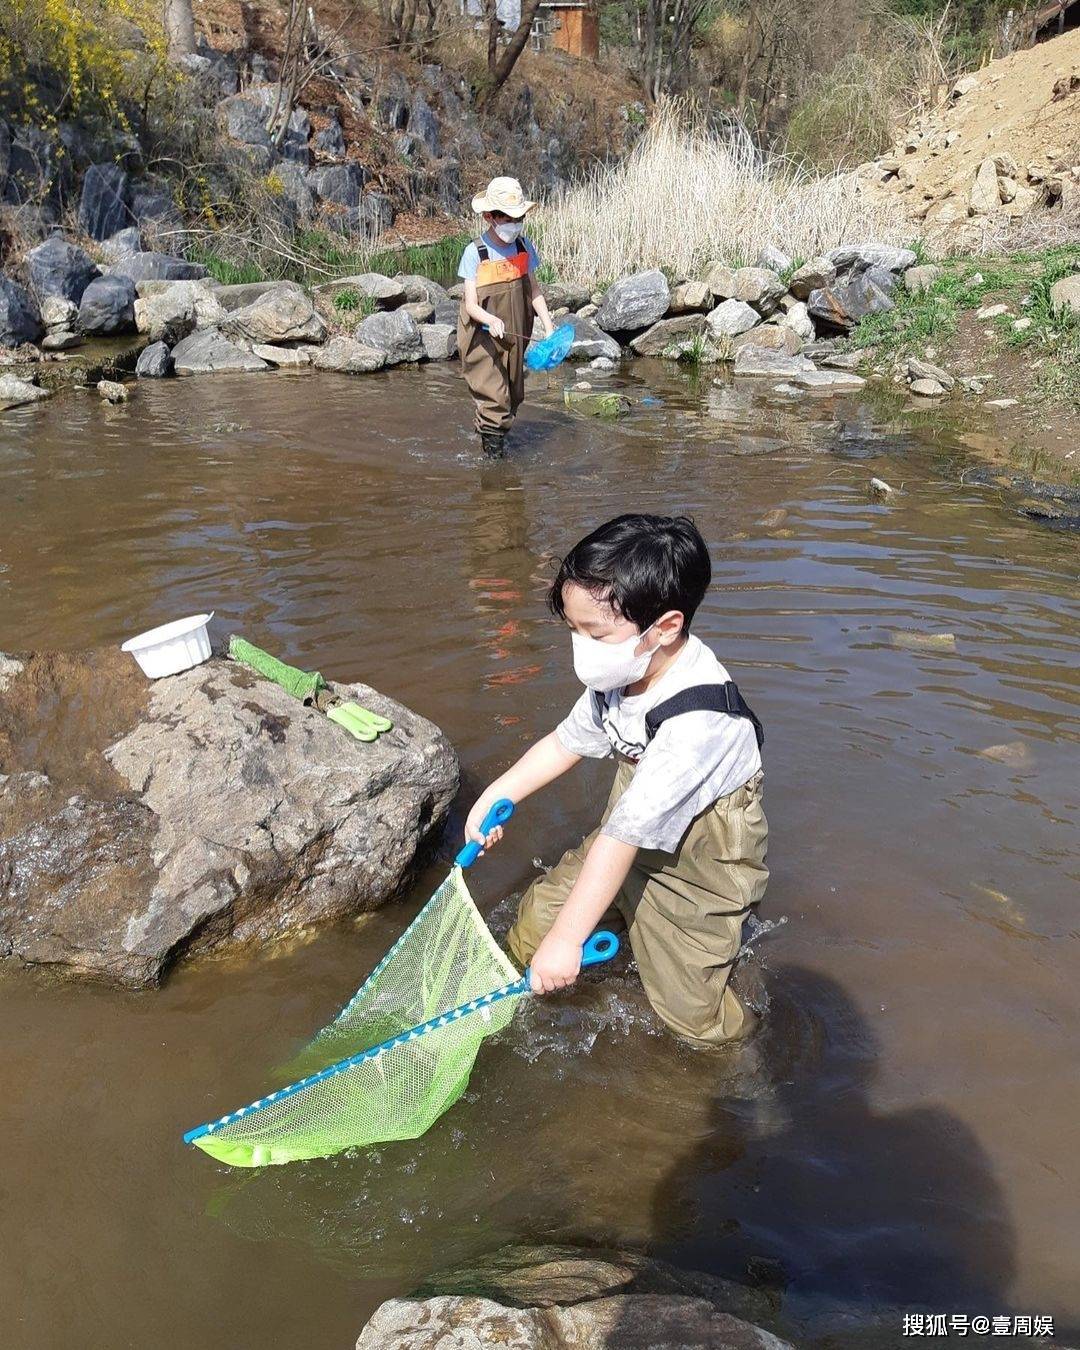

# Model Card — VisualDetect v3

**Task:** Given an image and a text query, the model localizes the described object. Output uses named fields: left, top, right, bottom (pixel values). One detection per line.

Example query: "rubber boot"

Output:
left=480, top=431, right=506, bottom=459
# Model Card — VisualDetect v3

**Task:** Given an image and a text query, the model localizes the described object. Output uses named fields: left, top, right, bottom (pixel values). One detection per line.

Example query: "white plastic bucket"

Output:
left=121, top=612, right=214, bottom=679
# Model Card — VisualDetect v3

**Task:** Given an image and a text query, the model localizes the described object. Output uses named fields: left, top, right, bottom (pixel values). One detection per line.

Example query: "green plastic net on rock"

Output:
left=184, top=863, right=522, bottom=1168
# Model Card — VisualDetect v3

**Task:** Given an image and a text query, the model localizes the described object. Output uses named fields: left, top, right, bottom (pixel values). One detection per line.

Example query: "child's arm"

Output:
left=526, top=274, right=554, bottom=337
left=464, top=731, right=580, bottom=850
left=462, top=277, right=507, bottom=340
left=529, top=835, right=636, bottom=993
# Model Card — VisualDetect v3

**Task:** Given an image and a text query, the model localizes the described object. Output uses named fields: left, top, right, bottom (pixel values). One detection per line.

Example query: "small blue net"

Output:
left=525, top=323, right=575, bottom=371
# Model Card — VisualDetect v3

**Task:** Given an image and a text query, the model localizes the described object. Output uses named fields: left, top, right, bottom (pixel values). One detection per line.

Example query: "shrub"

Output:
left=537, top=99, right=909, bottom=287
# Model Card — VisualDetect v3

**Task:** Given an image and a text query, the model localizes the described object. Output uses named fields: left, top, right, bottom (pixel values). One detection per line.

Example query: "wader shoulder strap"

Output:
left=644, top=682, right=764, bottom=749
left=475, top=238, right=526, bottom=263
left=591, top=682, right=764, bottom=750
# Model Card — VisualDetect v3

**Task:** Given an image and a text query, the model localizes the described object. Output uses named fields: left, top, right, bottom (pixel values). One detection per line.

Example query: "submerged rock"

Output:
left=564, top=387, right=631, bottom=416
left=357, top=1244, right=791, bottom=1350
left=0, top=648, right=458, bottom=986
left=734, top=346, right=815, bottom=378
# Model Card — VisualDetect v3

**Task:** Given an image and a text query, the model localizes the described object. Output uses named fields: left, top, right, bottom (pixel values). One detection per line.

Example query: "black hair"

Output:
left=548, top=514, right=711, bottom=633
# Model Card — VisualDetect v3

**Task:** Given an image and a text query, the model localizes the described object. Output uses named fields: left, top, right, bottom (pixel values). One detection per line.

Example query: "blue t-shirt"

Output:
left=458, top=231, right=540, bottom=281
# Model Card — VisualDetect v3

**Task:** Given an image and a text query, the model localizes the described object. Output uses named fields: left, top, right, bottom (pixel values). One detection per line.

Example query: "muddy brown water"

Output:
left=0, top=362, right=1077, bottom=1348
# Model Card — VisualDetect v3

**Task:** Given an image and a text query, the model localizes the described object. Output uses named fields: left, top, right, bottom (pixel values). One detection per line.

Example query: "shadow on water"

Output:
left=642, top=965, right=1017, bottom=1345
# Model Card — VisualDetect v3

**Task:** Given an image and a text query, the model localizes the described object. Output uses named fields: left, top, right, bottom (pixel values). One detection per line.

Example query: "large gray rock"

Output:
left=827, top=243, right=918, bottom=275
left=565, top=312, right=621, bottom=361
left=668, top=279, right=712, bottom=314
left=313, top=336, right=386, bottom=373
left=629, top=313, right=707, bottom=356
left=130, top=179, right=182, bottom=234
left=326, top=273, right=406, bottom=308
left=77, top=274, right=137, bottom=335
left=0, top=649, right=457, bottom=986
left=1049, top=274, right=1080, bottom=319
left=78, top=163, right=132, bottom=241
left=306, top=162, right=366, bottom=207
left=706, top=298, right=760, bottom=338
left=702, top=262, right=737, bottom=299
left=595, top=270, right=670, bottom=333
left=357, top=1246, right=791, bottom=1350
left=733, top=345, right=816, bottom=377
left=787, top=256, right=836, bottom=301
left=134, top=288, right=196, bottom=344
left=409, top=92, right=441, bottom=158
left=172, top=329, right=269, bottom=374
left=396, top=274, right=451, bottom=308
left=731, top=266, right=786, bottom=315
left=0, top=373, right=51, bottom=409
left=135, top=341, right=172, bottom=377
left=315, top=117, right=346, bottom=159
left=807, top=270, right=896, bottom=331
left=108, top=252, right=209, bottom=283
left=99, top=226, right=143, bottom=263
left=0, top=277, right=44, bottom=346
left=221, top=282, right=327, bottom=345
left=135, top=278, right=224, bottom=330
left=354, top=308, right=423, bottom=364
left=211, top=280, right=283, bottom=312
left=26, top=237, right=99, bottom=303
left=419, top=322, right=457, bottom=361
left=273, top=160, right=315, bottom=219
left=360, top=190, right=395, bottom=235
left=40, top=296, right=78, bottom=332
left=220, top=94, right=272, bottom=150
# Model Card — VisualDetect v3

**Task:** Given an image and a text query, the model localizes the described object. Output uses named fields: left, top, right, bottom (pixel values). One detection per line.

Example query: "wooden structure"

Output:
left=534, top=1, right=599, bottom=60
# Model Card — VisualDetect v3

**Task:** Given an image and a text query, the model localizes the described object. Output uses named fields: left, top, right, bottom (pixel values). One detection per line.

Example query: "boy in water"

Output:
left=457, top=176, right=553, bottom=459
left=465, top=514, right=768, bottom=1044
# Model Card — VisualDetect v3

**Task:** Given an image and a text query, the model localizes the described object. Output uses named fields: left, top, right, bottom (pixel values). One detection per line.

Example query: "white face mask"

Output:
left=493, top=219, right=523, bottom=243
left=571, top=625, right=656, bottom=693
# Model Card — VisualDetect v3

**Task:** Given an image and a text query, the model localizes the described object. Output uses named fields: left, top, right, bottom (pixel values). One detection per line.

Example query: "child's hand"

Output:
left=528, top=932, right=582, bottom=994
left=485, top=314, right=506, bottom=340
left=464, top=794, right=505, bottom=853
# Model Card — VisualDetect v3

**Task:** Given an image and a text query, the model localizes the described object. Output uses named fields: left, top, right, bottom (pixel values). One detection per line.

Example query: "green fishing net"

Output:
left=187, top=867, right=522, bottom=1168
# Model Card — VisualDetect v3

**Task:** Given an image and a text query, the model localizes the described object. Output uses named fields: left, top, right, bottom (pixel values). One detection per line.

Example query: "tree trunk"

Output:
left=165, top=0, right=197, bottom=59
left=477, top=0, right=543, bottom=109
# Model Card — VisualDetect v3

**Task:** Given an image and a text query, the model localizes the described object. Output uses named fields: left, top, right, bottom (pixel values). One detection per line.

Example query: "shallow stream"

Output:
left=1, top=362, right=1077, bottom=1346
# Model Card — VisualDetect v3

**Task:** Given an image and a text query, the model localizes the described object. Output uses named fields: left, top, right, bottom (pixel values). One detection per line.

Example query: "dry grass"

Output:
left=536, top=101, right=911, bottom=287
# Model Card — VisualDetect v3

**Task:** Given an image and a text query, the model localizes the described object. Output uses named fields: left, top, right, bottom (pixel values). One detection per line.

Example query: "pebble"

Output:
left=97, top=379, right=128, bottom=403
left=976, top=303, right=1010, bottom=320
left=892, top=631, right=957, bottom=652
left=869, top=477, right=895, bottom=500
left=984, top=397, right=1019, bottom=409
left=910, top=377, right=946, bottom=397
left=1012, top=317, right=1033, bottom=332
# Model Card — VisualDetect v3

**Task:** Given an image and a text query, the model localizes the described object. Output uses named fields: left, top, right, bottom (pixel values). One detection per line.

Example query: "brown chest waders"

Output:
left=457, top=237, right=531, bottom=440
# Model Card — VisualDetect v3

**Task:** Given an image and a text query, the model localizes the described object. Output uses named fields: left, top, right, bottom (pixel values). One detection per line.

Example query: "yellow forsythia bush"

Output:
left=0, top=0, right=168, bottom=129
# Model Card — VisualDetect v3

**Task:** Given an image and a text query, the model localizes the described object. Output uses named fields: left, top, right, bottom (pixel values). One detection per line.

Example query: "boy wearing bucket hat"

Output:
left=458, top=176, right=554, bottom=458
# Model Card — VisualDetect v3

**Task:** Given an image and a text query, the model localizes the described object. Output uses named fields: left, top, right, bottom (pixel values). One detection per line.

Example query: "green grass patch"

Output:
left=849, top=244, right=1080, bottom=408
left=188, top=246, right=270, bottom=287
left=367, top=233, right=470, bottom=285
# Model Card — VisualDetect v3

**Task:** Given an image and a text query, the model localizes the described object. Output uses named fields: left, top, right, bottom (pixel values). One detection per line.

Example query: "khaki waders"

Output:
left=458, top=238, right=531, bottom=438
left=508, top=759, right=769, bottom=1045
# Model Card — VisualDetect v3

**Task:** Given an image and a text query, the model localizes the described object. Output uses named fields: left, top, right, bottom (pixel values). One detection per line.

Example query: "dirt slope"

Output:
left=859, top=27, right=1080, bottom=242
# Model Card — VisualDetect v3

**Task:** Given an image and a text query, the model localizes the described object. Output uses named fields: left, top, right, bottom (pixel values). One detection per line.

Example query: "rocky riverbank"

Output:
left=0, top=644, right=457, bottom=986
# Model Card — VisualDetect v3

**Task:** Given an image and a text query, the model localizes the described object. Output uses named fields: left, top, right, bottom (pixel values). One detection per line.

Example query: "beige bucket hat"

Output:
left=471, top=176, right=535, bottom=218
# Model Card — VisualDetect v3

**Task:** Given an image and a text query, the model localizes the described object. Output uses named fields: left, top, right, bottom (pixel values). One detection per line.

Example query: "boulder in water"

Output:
left=357, top=1244, right=790, bottom=1350
left=0, top=648, right=458, bottom=986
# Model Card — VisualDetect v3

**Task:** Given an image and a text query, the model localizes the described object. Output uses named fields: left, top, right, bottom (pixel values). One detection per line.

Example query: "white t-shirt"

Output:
left=555, top=635, right=762, bottom=853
